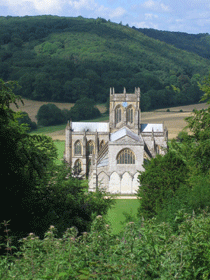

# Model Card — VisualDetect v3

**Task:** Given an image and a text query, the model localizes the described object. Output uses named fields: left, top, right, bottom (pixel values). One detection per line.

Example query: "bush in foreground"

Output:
left=1, top=212, right=210, bottom=279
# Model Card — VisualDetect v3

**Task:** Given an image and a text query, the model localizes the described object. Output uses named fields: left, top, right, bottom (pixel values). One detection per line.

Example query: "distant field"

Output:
left=12, top=99, right=209, bottom=140
left=11, top=98, right=107, bottom=122
left=141, top=103, right=209, bottom=139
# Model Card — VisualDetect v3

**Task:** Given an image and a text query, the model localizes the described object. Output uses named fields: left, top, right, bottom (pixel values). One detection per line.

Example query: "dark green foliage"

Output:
left=69, top=97, right=101, bottom=121
left=138, top=75, right=210, bottom=226
left=134, top=27, right=210, bottom=59
left=138, top=151, right=189, bottom=219
left=0, top=80, right=114, bottom=254
left=0, top=79, right=58, bottom=250
left=1, top=212, right=210, bottom=279
left=36, top=103, right=65, bottom=126
left=17, top=111, right=37, bottom=131
left=36, top=163, right=114, bottom=238
left=0, top=15, right=209, bottom=109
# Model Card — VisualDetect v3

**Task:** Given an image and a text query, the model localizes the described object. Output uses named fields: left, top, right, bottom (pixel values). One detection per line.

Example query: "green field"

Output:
left=106, top=199, right=139, bottom=235
left=53, top=140, right=65, bottom=165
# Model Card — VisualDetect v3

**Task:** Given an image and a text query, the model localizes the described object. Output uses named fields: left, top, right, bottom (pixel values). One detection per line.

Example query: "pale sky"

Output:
left=1, top=0, right=210, bottom=34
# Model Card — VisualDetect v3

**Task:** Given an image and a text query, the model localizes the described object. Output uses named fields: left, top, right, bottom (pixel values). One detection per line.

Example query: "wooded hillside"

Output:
left=133, top=27, right=210, bottom=59
left=0, top=15, right=210, bottom=111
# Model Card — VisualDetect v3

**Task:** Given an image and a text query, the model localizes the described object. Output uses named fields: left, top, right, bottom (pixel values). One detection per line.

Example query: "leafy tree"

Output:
left=36, top=103, right=65, bottom=126
left=200, top=72, right=210, bottom=103
left=137, top=151, right=189, bottom=219
left=139, top=76, right=210, bottom=224
left=36, top=163, right=114, bottom=238
left=0, top=79, right=57, bottom=248
left=69, top=97, right=101, bottom=121
left=0, top=79, right=114, bottom=253
left=17, top=111, right=37, bottom=131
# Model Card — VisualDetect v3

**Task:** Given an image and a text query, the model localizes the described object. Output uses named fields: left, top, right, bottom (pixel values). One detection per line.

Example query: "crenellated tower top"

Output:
left=109, top=87, right=141, bottom=134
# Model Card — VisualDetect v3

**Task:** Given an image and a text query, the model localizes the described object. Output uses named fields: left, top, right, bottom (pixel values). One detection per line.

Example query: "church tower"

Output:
left=109, top=87, right=141, bottom=134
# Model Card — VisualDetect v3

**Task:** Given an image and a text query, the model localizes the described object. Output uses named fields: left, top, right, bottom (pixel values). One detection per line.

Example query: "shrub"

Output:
left=36, top=103, right=65, bottom=126
left=17, top=111, right=37, bottom=131
left=69, top=97, right=101, bottom=121
left=1, top=212, right=210, bottom=279
left=137, top=151, right=189, bottom=219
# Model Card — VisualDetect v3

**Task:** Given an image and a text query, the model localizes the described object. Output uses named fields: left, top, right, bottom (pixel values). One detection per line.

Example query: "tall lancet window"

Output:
left=127, top=107, right=133, bottom=123
left=87, top=140, right=95, bottom=155
left=115, top=106, right=121, bottom=124
left=74, top=140, right=82, bottom=155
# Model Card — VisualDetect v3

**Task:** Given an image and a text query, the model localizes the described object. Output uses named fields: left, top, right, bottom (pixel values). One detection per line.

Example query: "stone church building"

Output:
left=64, top=87, right=168, bottom=194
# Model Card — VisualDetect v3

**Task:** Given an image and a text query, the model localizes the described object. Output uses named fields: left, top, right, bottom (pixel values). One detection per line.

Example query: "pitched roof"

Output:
left=110, top=127, right=143, bottom=142
left=141, top=123, right=163, bottom=132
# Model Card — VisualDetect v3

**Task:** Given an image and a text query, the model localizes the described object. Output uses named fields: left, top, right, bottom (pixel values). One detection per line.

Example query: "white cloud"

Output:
left=68, top=0, right=97, bottom=10
left=1, top=0, right=126, bottom=19
left=142, top=0, right=170, bottom=13
left=133, top=21, right=158, bottom=29
left=160, top=3, right=169, bottom=12
left=2, top=0, right=63, bottom=14
left=145, top=13, right=158, bottom=20
left=142, top=0, right=156, bottom=9
left=109, top=7, right=126, bottom=18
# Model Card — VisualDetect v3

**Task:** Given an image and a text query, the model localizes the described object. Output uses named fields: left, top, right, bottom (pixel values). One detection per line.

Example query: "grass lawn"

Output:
left=31, top=124, right=67, bottom=134
left=53, top=140, right=65, bottom=165
left=106, top=199, right=139, bottom=235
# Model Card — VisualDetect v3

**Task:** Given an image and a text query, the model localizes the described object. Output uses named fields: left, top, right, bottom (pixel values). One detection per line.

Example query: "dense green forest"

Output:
left=0, top=15, right=210, bottom=110
left=133, top=27, right=210, bottom=59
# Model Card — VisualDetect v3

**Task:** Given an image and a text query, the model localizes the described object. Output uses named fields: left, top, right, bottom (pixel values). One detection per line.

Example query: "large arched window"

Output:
left=117, top=149, right=135, bottom=164
left=74, top=140, right=82, bottom=155
left=87, top=140, right=95, bottom=155
left=115, top=106, right=121, bottom=124
left=127, top=107, right=134, bottom=123
left=74, top=159, right=82, bottom=174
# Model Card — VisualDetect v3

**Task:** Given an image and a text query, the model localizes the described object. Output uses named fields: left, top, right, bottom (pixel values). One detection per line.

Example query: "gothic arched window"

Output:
left=87, top=141, right=95, bottom=155
left=115, top=106, right=121, bottom=124
left=74, top=140, right=82, bottom=155
left=74, top=159, right=82, bottom=174
left=117, top=149, right=135, bottom=164
left=127, top=107, right=133, bottom=123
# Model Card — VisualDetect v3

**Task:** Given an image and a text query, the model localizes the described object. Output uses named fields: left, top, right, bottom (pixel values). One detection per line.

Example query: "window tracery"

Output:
left=117, top=149, right=135, bottom=164
left=87, top=141, right=95, bottom=155
left=127, top=107, right=133, bottom=123
left=74, top=140, right=82, bottom=155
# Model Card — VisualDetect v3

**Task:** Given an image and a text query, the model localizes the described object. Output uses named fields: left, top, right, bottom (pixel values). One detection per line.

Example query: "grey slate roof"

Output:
left=141, top=123, right=163, bottom=132
left=72, top=122, right=109, bottom=132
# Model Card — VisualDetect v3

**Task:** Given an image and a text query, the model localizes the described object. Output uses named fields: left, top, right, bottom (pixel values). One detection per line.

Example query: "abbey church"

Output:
left=64, top=87, right=168, bottom=194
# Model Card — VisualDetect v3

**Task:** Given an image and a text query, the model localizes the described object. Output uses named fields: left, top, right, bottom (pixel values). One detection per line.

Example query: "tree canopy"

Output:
left=137, top=73, right=210, bottom=224
left=0, top=79, right=114, bottom=253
